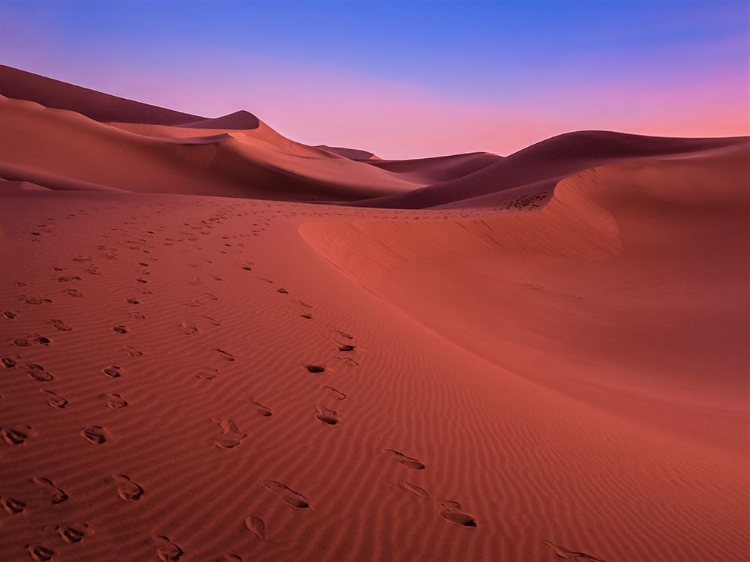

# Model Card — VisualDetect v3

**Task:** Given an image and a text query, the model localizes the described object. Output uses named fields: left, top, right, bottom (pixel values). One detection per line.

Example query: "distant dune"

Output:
left=315, top=145, right=380, bottom=161
left=0, top=66, right=747, bottom=562
left=0, top=65, right=203, bottom=125
left=179, top=110, right=261, bottom=130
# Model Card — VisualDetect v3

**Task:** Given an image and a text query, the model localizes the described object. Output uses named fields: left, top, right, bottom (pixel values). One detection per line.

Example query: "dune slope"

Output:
left=0, top=65, right=203, bottom=125
left=356, top=131, right=748, bottom=208
left=301, top=143, right=750, bottom=452
left=0, top=95, right=418, bottom=200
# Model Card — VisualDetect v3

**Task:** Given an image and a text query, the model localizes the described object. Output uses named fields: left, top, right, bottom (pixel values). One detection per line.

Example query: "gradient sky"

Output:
left=1, top=0, right=748, bottom=158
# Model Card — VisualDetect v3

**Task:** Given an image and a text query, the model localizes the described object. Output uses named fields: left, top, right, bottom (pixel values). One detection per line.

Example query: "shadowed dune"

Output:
left=179, top=110, right=261, bottom=130
left=0, top=64, right=203, bottom=125
left=316, top=145, right=380, bottom=161
left=363, top=151, right=504, bottom=184
left=0, top=93, right=418, bottom=200
left=354, top=131, right=748, bottom=208
left=300, top=142, right=750, bottom=454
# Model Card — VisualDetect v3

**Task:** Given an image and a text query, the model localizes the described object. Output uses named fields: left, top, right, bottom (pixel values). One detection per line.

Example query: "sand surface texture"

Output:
left=1, top=66, right=748, bottom=562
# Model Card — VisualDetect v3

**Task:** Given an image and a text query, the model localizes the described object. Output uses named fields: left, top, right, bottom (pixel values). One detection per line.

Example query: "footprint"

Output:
left=244, top=515, right=266, bottom=540
left=125, top=346, right=143, bottom=357
left=103, top=364, right=122, bottom=378
left=0, top=496, right=26, bottom=514
left=25, top=545, right=56, bottom=562
left=215, top=420, right=246, bottom=449
left=335, top=330, right=354, bottom=340
left=127, top=298, right=140, bottom=305
left=112, top=325, right=129, bottom=334
left=147, top=535, right=183, bottom=562
left=241, top=397, right=272, bottom=417
left=262, top=481, right=309, bottom=509
left=31, top=476, right=68, bottom=504
left=315, top=406, right=339, bottom=426
left=321, top=385, right=347, bottom=400
left=100, top=393, right=128, bottom=409
left=24, top=297, right=53, bottom=305
left=305, top=364, right=325, bottom=374
left=2, top=311, right=18, bottom=319
left=399, top=481, right=429, bottom=497
left=216, top=349, right=235, bottom=362
left=300, top=313, right=313, bottom=320
left=338, top=345, right=356, bottom=352
left=197, top=367, right=218, bottom=380
left=179, top=322, right=198, bottom=335
left=27, top=362, right=54, bottom=381
left=12, top=334, right=52, bottom=347
left=439, top=501, right=477, bottom=528
left=384, top=449, right=426, bottom=470
left=201, top=315, right=221, bottom=326
left=106, top=474, right=144, bottom=502
left=1, top=355, right=19, bottom=369
left=65, top=289, right=83, bottom=298
left=57, top=523, right=91, bottom=544
left=542, top=541, right=607, bottom=561
left=48, top=319, right=72, bottom=331
left=277, top=288, right=288, bottom=294
left=81, top=425, right=109, bottom=445
left=41, top=389, right=68, bottom=409
left=2, top=424, right=35, bottom=445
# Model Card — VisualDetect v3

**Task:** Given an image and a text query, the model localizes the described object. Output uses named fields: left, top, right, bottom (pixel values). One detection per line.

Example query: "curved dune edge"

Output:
left=0, top=94, right=418, bottom=201
left=353, top=132, right=747, bottom=209
left=0, top=64, right=204, bottom=125
left=299, top=145, right=750, bottom=458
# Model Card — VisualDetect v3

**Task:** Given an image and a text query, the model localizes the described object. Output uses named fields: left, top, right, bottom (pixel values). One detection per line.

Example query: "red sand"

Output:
left=1, top=66, right=748, bottom=562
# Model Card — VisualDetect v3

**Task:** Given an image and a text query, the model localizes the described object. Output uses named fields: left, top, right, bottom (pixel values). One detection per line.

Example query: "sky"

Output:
left=1, top=0, right=748, bottom=158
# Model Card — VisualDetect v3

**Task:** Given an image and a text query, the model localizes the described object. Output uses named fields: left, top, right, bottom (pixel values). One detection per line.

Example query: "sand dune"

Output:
left=364, top=151, right=504, bottom=184
left=0, top=94, right=417, bottom=200
left=356, top=131, right=748, bottom=208
left=0, top=65, right=203, bottom=125
left=315, top=146, right=380, bottom=161
left=300, top=142, right=750, bottom=453
left=1, top=67, right=748, bottom=562
left=178, top=110, right=261, bottom=130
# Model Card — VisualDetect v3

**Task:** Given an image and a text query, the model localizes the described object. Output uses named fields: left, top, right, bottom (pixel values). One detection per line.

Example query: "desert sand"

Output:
left=0, top=66, right=748, bottom=562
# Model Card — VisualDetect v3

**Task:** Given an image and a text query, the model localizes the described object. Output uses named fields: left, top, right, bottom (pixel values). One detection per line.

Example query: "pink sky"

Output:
left=1, top=2, right=748, bottom=159
left=85, top=58, right=749, bottom=159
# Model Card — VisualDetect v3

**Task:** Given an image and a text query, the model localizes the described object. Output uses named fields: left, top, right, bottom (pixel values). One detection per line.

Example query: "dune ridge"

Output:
left=0, top=65, right=203, bottom=125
